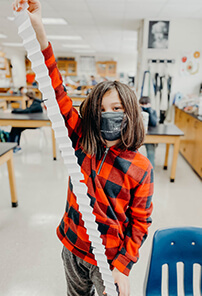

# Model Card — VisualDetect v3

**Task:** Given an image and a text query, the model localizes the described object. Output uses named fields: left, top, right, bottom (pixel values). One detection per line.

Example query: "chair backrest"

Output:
left=145, top=227, right=202, bottom=296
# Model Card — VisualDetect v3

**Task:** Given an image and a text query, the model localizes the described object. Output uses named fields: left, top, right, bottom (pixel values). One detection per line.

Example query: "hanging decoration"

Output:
left=180, top=51, right=200, bottom=76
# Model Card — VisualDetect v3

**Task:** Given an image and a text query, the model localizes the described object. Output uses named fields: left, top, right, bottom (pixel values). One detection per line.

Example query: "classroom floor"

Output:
left=0, top=127, right=201, bottom=296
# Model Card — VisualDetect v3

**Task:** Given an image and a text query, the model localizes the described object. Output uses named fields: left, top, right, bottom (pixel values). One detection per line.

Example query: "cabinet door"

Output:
left=181, top=115, right=195, bottom=163
left=106, top=62, right=117, bottom=77
left=174, top=107, right=180, bottom=126
left=96, top=62, right=107, bottom=76
left=67, top=61, right=77, bottom=76
left=192, top=120, right=202, bottom=177
left=96, top=61, right=117, bottom=77
left=57, top=60, right=67, bottom=76
left=176, top=109, right=188, bottom=155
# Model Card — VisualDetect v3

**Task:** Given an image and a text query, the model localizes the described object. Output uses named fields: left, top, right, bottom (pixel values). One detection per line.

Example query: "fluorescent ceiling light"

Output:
left=2, top=42, right=23, bottom=47
left=0, top=34, right=7, bottom=39
left=42, top=18, right=67, bottom=25
left=62, top=44, right=90, bottom=48
left=47, top=35, right=82, bottom=40
left=7, top=17, right=14, bottom=21
left=73, top=49, right=96, bottom=53
left=8, top=17, right=68, bottom=25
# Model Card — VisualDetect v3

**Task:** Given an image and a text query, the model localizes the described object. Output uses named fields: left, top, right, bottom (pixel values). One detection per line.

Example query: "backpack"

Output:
left=0, top=129, right=10, bottom=142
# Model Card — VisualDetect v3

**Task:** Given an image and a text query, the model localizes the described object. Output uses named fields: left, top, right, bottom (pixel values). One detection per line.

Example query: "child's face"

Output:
left=101, top=89, right=124, bottom=147
left=101, top=89, right=124, bottom=113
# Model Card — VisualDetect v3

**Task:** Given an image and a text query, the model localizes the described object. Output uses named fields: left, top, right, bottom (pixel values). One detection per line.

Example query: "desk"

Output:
left=0, top=101, right=83, bottom=159
left=0, top=112, right=57, bottom=160
left=0, top=143, right=18, bottom=207
left=70, top=95, right=86, bottom=110
left=145, top=124, right=184, bottom=182
left=0, top=94, right=29, bottom=109
left=70, top=95, right=86, bottom=102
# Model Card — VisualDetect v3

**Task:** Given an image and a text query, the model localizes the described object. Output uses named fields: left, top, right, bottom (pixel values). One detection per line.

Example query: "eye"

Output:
left=113, top=106, right=123, bottom=111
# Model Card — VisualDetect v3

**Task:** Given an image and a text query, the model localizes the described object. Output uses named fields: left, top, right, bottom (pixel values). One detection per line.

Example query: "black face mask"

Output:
left=101, top=112, right=126, bottom=141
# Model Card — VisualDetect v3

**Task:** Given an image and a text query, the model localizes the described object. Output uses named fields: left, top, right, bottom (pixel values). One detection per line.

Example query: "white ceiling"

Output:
left=0, top=0, right=202, bottom=55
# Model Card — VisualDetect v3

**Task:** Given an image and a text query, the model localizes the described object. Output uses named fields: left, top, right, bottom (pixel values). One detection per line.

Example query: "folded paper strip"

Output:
left=14, top=4, right=117, bottom=296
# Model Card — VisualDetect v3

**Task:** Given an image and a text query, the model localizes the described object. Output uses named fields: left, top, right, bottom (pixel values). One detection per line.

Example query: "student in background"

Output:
left=139, top=96, right=157, bottom=168
left=90, top=75, right=97, bottom=86
left=9, top=86, right=27, bottom=95
left=18, top=86, right=27, bottom=95
left=8, top=91, right=43, bottom=153
left=75, top=80, right=82, bottom=91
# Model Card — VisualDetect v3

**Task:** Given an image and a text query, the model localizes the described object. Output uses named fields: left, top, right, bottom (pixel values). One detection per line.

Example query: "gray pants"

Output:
left=61, top=246, right=105, bottom=296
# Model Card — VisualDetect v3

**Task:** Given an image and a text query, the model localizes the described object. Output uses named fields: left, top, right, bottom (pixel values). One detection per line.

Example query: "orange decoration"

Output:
left=182, top=56, right=187, bottom=63
left=193, top=51, right=200, bottom=58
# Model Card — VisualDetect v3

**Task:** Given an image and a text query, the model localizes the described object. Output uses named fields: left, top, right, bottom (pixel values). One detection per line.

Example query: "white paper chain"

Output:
left=13, top=4, right=117, bottom=296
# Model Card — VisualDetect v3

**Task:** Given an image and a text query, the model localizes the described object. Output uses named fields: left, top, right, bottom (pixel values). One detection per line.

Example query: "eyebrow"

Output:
left=101, top=102, right=123, bottom=108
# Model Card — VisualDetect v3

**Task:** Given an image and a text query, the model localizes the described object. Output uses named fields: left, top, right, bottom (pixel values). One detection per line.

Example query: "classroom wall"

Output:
left=6, top=49, right=26, bottom=88
left=54, top=50, right=137, bottom=82
left=137, top=18, right=202, bottom=98
left=4, top=48, right=137, bottom=87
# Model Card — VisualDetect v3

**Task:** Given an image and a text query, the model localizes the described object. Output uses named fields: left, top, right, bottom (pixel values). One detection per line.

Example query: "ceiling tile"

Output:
left=0, top=0, right=202, bottom=55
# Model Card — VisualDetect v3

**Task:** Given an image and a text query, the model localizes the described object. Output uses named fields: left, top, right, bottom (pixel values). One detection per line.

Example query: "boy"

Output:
left=139, top=96, right=157, bottom=168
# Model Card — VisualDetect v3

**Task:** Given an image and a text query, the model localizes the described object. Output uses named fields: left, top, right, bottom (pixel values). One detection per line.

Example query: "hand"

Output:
left=112, top=268, right=130, bottom=296
left=12, top=0, right=48, bottom=50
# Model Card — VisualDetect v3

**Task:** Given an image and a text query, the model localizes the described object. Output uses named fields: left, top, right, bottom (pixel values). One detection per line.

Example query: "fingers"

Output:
left=12, top=0, right=28, bottom=11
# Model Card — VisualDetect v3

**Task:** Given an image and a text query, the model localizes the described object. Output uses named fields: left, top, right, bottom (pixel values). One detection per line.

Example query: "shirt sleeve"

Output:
left=42, top=42, right=82, bottom=149
left=111, top=166, right=154, bottom=276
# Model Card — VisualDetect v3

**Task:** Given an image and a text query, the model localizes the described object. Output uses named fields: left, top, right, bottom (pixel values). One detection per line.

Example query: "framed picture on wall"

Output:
left=148, top=21, right=170, bottom=49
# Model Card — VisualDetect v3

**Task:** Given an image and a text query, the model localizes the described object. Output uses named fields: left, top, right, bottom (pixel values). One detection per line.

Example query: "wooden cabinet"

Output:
left=96, top=61, right=117, bottom=77
left=175, top=107, right=202, bottom=178
left=0, top=52, right=12, bottom=79
left=57, top=59, right=77, bottom=76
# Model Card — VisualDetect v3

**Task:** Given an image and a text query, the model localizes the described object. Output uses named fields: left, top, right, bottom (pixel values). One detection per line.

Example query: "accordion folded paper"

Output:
left=14, top=5, right=117, bottom=296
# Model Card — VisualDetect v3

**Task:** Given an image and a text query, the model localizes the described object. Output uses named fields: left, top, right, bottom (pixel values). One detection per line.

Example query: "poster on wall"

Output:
left=180, top=51, right=200, bottom=76
left=80, top=56, right=95, bottom=74
left=148, top=21, right=170, bottom=49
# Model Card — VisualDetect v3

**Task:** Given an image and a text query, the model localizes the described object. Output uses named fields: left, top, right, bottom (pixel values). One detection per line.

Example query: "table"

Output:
left=0, top=113, right=183, bottom=181
left=70, top=95, right=86, bottom=111
left=0, top=142, right=18, bottom=207
left=0, top=112, right=57, bottom=160
left=70, top=94, right=86, bottom=101
left=0, top=93, right=29, bottom=109
left=0, top=101, right=83, bottom=159
left=145, top=124, right=184, bottom=182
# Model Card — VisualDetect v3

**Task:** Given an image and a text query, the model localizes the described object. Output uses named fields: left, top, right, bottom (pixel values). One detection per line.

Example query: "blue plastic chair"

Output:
left=145, top=227, right=202, bottom=295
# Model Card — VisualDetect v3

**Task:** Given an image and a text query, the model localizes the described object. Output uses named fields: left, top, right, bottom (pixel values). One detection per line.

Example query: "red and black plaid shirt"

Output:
left=43, top=43, right=153, bottom=276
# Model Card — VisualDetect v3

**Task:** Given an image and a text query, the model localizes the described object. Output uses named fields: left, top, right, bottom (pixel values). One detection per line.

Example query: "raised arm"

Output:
left=12, top=0, right=82, bottom=148
left=13, top=0, right=48, bottom=50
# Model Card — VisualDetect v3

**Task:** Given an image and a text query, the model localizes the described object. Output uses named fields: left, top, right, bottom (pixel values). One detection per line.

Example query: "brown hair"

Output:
left=80, top=81, right=145, bottom=155
left=139, top=96, right=151, bottom=105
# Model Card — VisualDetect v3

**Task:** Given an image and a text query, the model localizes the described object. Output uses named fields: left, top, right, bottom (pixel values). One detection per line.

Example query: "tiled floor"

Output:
left=0, top=127, right=201, bottom=296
